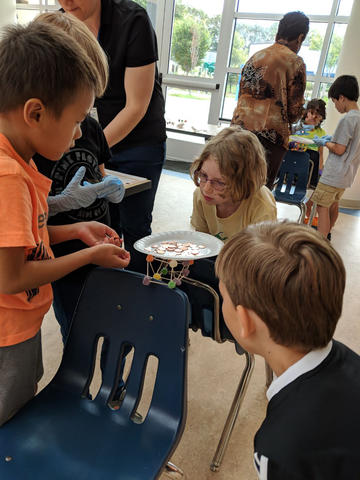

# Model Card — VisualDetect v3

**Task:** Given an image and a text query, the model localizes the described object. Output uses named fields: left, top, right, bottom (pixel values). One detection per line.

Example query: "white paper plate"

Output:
left=134, top=230, right=224, bottom=260
left=289, top=135, right=314, bottom=145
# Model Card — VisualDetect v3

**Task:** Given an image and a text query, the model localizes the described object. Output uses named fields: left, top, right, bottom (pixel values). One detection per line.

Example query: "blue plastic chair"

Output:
left=274, top=150, right=311, bottom=223
left=0, top=268, right=190, bottom=480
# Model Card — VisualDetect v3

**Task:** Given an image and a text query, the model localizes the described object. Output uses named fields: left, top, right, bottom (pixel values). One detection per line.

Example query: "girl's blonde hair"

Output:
left=33, top=11, right=108, bottom=97
left=190, top=127, right=267, bottom=201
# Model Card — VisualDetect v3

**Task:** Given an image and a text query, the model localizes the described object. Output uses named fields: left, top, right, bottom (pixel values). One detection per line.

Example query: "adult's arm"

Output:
left=103, top=63, right=155, bottom=148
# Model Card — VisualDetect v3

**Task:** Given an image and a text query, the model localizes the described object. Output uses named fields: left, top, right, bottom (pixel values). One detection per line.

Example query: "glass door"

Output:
left=158, top=0, right=233, bottom=129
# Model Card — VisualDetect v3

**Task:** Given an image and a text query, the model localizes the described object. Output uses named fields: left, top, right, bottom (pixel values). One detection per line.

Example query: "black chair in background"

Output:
left=274, top=150, right=313, bottom=223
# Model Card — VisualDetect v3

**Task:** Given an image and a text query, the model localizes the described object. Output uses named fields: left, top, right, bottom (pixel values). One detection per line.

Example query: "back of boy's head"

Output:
left=33, top=12, right=108, bottom=97
left=190, top=127, right=267, bottom=202
left=216, top=221, right=345, bottom=350
left=0, top=21, right=101, bottom=117
left=328, top=75, right=359, bottom=102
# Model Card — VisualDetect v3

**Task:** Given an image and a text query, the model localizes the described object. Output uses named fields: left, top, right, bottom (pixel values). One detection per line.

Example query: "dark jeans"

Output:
left=257, top=136, right=287, bottom=191
left=180, top=257, right=234, bottom=342
left=108, top=142, right=166, bottom=273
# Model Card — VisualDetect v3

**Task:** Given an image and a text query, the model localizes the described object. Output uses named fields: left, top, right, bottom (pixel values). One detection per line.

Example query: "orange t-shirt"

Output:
left=0, top=134, right=54, bottom=347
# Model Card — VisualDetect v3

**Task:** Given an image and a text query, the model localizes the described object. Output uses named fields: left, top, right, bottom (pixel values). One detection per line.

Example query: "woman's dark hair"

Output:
left=276, top=11, right=309, bottom=42
left=328, top=75, right=359, bottom=102
left=302, top=98, right=327, bottom=127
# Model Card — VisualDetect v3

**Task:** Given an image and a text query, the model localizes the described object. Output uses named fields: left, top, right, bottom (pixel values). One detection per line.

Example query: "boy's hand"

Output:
left=312, top=135, right=332, bottom=147
left=90, top=244, right=130, bottom=269
left=75, top=221, right=122, bottom=247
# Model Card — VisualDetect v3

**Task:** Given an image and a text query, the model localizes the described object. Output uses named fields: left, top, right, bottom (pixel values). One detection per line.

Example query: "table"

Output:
left=166, top=121, right=227, bottom=141
left=105, top=169, right=151, bottom=198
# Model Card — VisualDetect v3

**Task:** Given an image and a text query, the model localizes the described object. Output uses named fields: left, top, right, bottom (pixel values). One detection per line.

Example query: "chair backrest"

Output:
left=52, top=267, right=190, bottom=422
left=274, top=150, right=310, bottom=204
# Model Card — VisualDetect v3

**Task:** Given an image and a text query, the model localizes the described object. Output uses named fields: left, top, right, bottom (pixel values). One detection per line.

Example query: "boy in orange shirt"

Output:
left=0, top=22, right=130, bottom=426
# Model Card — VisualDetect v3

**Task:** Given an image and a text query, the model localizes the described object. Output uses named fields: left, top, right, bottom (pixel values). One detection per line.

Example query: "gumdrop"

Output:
left=153, top=273, right=162, bottom=280
left=161, top=267, right=168, bottom=275
left=189, top=260, right=194, bottom=265
left=169, top=259, right=178, bottom=268
left=174, top=278, right=182, bottom=286
left=168, top=280, right=176, bottom=289
left=183, top=268, right=190, bottom=277
left=142, top=276, right=151, bottom=286
left=146, top=254, right=154, bottom=263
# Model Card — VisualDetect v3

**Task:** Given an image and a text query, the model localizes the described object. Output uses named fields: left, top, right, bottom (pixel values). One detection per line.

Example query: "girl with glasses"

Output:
left=190, top=127, right=276, bottom=243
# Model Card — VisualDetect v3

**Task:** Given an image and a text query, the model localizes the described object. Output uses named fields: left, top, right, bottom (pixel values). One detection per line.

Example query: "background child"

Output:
left=291, top=98, right=327, bottom=186
left=216, top=221, right=360, bottom=479
left=33, top=12, right=124, bottom=343
left=312, top=75, right=360, bottom=239
left=190, top=126, right=276, bottom=242
left=0, top=22, right=130, bottom=426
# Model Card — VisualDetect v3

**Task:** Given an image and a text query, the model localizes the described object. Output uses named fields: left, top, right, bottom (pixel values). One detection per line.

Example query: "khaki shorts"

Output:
left=311, top=182, right=345, bottom=208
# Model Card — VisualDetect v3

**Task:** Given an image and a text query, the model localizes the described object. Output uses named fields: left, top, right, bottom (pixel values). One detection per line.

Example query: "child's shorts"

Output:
left=311, top=182, right=345, bottom=208
left=0, top=330, right=43, bottom=426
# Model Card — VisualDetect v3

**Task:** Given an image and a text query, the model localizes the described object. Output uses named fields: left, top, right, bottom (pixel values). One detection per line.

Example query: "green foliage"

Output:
left=172, top=16, right=210, bottom=74
left=309, top=30, right=323, bottom=51
left=309, top=30, right=342, bottom=74
left=132, top=0, right=147, bottom=8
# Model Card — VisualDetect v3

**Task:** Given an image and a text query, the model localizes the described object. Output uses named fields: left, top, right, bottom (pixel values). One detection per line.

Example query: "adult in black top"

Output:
left=254, top=340, right=360, bottom=479
left=59, top=0, right=167, bottom=272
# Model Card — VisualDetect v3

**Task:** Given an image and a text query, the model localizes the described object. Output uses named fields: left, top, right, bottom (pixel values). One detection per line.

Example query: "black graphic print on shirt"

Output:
left=25, top=240, right=51, bottom=302
left=49, top=148, right=108, bottom=222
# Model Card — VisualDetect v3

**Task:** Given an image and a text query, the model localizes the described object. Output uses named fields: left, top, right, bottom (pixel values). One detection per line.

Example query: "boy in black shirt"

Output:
left=216, top=221, right=360, bottom=479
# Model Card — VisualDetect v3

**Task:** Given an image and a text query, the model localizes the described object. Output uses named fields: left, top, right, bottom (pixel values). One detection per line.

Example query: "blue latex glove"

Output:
left=312, top=135, right=333, bottom=147
left=98, top=175, right=125, bottom=203
left=48, top=166, right=100, bottom=216
left=294, top=124, right=314, bottom=135
left=84, top=175, right=125, bottom=204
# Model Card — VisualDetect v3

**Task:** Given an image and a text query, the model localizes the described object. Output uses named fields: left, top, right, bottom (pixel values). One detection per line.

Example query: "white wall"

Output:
left=0, top=0, right=15, bottom=28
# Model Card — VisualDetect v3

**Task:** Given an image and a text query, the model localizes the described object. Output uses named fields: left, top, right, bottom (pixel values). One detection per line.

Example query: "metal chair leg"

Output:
left=162, top=461, right=185, bottom=479
left=308, top=201, right=317, bottom=227
left=265, top=361, right=273, bottom=387
left=210, top=352, right=255, bottom=472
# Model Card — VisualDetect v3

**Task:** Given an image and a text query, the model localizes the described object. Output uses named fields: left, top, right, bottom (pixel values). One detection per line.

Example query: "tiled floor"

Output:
left=40, top=170, right=360, bottom=480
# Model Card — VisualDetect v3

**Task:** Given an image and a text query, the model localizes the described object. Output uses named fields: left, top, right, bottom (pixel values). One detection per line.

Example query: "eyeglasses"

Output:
left=196, top=170, right=227, bottom=191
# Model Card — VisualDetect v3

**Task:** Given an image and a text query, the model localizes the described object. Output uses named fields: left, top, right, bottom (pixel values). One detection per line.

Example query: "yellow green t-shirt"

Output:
left=304, top=126, right=326, bottom=151
left=190, top=186, right=277, bottom=243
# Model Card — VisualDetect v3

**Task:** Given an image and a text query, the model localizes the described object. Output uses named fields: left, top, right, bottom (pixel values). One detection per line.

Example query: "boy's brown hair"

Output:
left=33, top=12, right=108, bottom=97
left=216, top=221, right=345, bottom=350
left=0, top=22, right=102, bottom=117
left=190, top=127, right=267, bottom=202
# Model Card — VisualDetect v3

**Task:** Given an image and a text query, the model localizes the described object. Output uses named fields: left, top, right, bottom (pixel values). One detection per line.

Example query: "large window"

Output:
left=157, top=0, right=354, bottom=126
left=16, top=0, right=354, bottom=128
left=16, top=0, right=58, bottom=24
